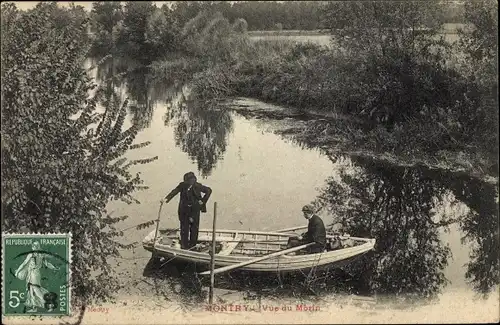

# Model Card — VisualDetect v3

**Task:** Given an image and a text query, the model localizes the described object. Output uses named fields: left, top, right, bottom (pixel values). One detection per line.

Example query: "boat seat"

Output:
left=218, top=235, right=242, bottom=256
left=195, top=235, right=235, bottom=242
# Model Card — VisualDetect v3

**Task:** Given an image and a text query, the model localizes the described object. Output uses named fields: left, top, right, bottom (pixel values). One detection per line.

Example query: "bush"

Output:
left=1, top=3, right=156, bottom=303
left=456, top=0, right=498, bottom=171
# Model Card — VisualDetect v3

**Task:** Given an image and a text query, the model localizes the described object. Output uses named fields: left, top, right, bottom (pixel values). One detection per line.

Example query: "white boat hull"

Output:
left=143, top=228, right=375, bottom=273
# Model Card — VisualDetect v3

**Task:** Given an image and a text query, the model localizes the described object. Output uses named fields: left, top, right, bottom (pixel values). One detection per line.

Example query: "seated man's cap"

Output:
left=302, top=204, right=314, bottom=213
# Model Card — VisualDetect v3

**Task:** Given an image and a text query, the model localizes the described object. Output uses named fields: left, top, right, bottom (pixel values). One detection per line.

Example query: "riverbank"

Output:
left=247, top=23, right=464, bottom=37
left=224, top=98, right=498, bottom=185
left=185, top=28, right=497, bottom=182
left=124, top=6, right=497, bottom=185
left=248, top=30, right=330, bottom=36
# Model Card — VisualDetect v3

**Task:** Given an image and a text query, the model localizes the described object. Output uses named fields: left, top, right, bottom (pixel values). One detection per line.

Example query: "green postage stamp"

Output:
left=2, top=233, right=72, bottom=317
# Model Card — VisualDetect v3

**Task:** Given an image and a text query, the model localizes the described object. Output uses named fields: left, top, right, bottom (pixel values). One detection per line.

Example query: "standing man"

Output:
left=162, top=172, right=212, bottom=249
left=296, top=204, right=327, bottom=254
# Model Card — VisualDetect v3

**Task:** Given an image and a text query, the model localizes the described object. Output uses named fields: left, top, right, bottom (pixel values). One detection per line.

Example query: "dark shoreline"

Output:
left=225, top=97, right=499, bottom=185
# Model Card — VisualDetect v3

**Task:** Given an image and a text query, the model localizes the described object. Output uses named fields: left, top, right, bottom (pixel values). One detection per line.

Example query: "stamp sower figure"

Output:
left=162, top=172, right=212, bottom=249
left=14, top=241, right=59, bottom=312
left=292, top=205, right=327, bottom=253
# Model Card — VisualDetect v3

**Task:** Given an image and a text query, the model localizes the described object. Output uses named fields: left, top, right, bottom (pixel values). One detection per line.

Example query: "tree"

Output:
left=232, top=18, right=248, bottom=34
left=180, top=11, right=242, bottom=64
left=171, top=1, right=205, bottom=28
left=1, top=3, right=156, bottom=303
left=145, top=6, right=180, bottom=59
left=319, top=0, right=486, bottom=145
left=458, top=0, right=498, bottom=65
left=457, top=0, right=498, bottom=172
left=91, top=1, right=123, bottom=35
left=90, top=1, right=123, bottom=57
left=322, top=0, right=446, bottom=57
left=117, top=1, right=155, bottom=62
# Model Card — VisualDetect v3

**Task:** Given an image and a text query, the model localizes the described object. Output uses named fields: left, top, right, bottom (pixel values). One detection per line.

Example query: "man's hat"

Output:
left=183, top=172, right=197, bottom=182
left=302, top=204, right=314, bottom=213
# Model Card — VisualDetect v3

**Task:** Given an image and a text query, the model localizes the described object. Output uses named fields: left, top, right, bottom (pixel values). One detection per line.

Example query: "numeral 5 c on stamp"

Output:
left=2, top=233, right=72, bottom=316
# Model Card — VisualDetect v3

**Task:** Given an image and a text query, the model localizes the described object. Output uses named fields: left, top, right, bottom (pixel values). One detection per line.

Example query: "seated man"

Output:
left=288, top=204, right=327, bottom=254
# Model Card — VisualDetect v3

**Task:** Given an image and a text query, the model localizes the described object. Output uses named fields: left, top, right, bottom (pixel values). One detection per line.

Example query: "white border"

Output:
left=1, top=232, right=72, bottom=317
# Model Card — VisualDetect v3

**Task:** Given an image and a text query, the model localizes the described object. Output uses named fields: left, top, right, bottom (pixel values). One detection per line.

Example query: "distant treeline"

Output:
left=90, top=1, right=466, bottom=35
left=172, top=1, right=325, bottom=31
left=170, top=1, right=465, bottom=31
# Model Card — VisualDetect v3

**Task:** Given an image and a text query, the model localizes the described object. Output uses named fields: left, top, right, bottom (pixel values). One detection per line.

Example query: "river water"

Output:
left=247, top=30, right=461, bottom=48
left=89, top=58, right=498, bottom=303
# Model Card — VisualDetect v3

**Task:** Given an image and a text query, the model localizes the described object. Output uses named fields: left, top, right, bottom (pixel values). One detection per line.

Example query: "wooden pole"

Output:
left=209, top=201, right=217, bottom=305
left=152, top=201, right=164, bottom=254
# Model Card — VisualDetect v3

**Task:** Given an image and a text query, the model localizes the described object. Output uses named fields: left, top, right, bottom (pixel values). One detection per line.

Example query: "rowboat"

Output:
left=142, top=227, right=376, bottom=273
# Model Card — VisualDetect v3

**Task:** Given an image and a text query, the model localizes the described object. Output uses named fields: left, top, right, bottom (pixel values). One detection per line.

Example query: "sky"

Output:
left=6, top=1, right=465, bottom=12
left=6, top=1, right=251, bottom=11
left=7, top=1, right=176, bottom=11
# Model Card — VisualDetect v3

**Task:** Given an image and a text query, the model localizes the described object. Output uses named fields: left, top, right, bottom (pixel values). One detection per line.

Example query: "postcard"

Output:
left=2, top=1, right=498, bottom=324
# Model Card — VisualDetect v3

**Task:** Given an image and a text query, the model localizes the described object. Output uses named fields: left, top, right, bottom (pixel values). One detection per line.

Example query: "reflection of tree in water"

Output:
left=94, top=57, right=170, bottom=131
left=280, top=125, right=498, bottom=297
left=444, top=174, right=499, bottom=296
left=126, top=67, right=187, bottom=131
left=125, top=67, right=155, bottom=130
left=143, top=257, right=364, bottom=304
left=93, top=56, right=139, bottom=89
left=94, top=57, right=233, bottom=176
left=142, top=259, right=207, bottom=310
left=315, top=155, right=454, bottom=298
left=164, top=98, right=233, bottom=177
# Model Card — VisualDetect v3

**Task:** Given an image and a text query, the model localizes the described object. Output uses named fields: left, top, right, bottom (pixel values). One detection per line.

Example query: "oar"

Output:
left=275, top=223, right=339, bottom=234
left=274, top=207, right=325, bottom=233
left=198, top=242, right=315, bottom=276
left=274, top=224, right=308, bottom=233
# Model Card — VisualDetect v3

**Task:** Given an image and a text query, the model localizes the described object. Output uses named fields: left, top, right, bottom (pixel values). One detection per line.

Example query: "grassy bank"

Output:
left=229, top=98, right=497, bottom=184
left=247, top=29, right=330, bottom=36
left=187, top=36, right=497, bottom=180
left=247, top=23, right=464, bottom=37
left=177, top=2, right=497, bottom=181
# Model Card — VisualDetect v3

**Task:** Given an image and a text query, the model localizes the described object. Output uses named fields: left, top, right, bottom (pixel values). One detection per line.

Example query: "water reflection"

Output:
left=143, top=256, right=370, bottom=304
left=94, top=58, right=234, bottom=176
left=313, top=154, right=498, bottom=298
left=126, top=67, right=155, bottom=130
left=142, top=259, right=207, bottom=310
left=94, top=57, right=173, bottom=130
left=92, top=57, right=497, bottom=298
left=447, top=173, right=499, bottom=296
left=163, top=98, right=234, bottom=177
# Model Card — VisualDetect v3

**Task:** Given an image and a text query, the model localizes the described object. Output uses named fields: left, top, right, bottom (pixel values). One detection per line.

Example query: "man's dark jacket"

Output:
left=304, top=214, right=326, bottom=246
left=165, top=182, right=212, bottom=215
